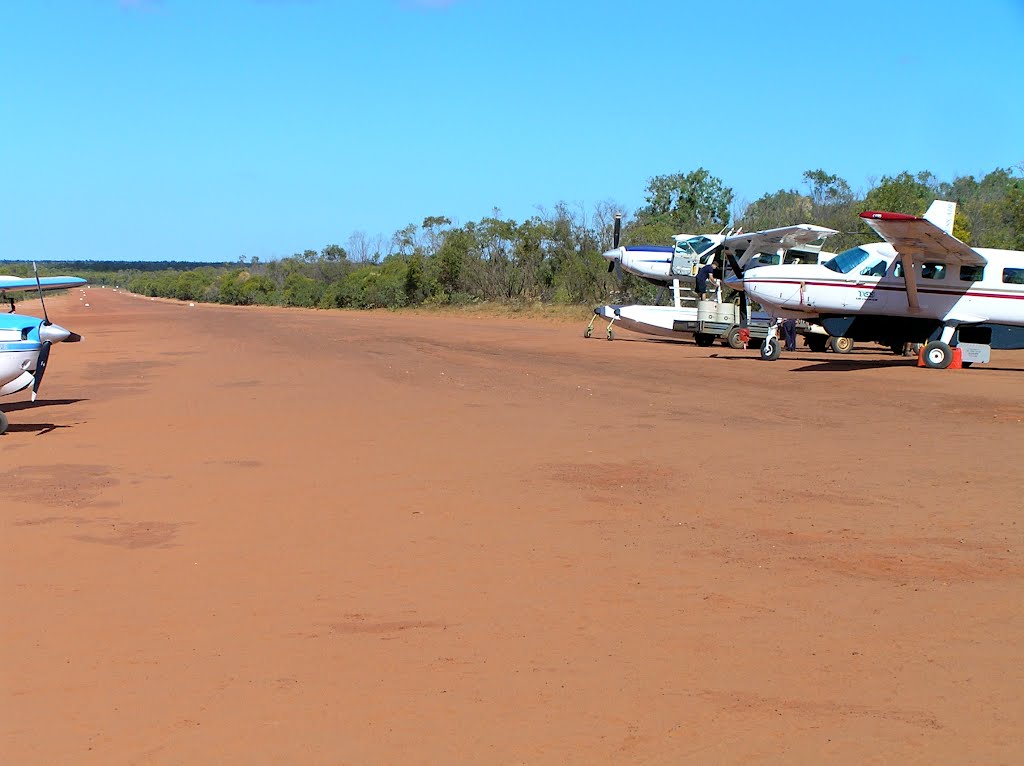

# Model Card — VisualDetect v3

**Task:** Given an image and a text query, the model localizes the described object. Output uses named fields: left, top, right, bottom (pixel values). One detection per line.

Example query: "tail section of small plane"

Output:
left=923, top=200, right=956, bottom=235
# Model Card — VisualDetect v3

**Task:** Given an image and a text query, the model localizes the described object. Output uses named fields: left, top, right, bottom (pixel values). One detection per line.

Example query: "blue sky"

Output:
left=3, top=0, right=1022, bottom=262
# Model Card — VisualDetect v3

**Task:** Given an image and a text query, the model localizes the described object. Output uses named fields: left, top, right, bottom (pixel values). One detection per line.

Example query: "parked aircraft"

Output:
left=0, top=269, right=86, bottom=433
left=596, top=215, right=843, bottom=348
left=601, top=214, right=838, bottom=287
left=735, top=201, right=1024, bottom=367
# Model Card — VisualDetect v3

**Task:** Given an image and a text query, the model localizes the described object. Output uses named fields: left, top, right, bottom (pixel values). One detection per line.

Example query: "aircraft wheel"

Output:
left=726, top=328, right=746, bottom=350
left=760, top=337, right=782, bottom=361
left=829, top=336, right=854, bottom=353
left=584, top=327, right=592, bottom=338
left=921, top=340, right=953, bottom=369
left=806, top=335, right=828, bottom=353
left=0, top=411, right=7, bottom=435
left=694, top=332, right=716, bottom=347
left=606, top=328, right=614, bottom=341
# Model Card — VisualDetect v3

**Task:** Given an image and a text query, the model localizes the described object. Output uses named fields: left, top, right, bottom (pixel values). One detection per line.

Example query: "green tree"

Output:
left=282, top=273, right=324, bottom=308
left=435, top=227, right=471, bottom=301
left=863, top=171, right=936, bottom=216
left=636, top=168, right=733, bottom=232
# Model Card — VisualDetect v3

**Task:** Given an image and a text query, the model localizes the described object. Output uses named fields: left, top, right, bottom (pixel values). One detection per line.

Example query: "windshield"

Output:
left=675, top=235, right=715, bottom=256
left=823, top=246, right=871, bottom=274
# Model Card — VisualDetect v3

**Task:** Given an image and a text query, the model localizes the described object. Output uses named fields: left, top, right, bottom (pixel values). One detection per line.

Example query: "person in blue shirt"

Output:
left=695, top=260, right=719, bottom=300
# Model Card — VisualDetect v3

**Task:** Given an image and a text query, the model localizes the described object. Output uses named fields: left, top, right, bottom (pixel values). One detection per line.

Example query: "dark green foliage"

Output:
left=636, top=168, right=733, bottom=232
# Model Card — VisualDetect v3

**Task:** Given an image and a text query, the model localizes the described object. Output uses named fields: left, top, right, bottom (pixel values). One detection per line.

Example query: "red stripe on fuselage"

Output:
left=744, top=279, right=1024, bottom=302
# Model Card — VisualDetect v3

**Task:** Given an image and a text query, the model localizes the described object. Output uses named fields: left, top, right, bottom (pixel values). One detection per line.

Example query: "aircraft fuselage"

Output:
left=742, top=243, right=1024, bottom=348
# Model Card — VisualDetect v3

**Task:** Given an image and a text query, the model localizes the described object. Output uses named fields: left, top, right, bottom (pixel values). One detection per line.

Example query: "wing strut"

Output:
left=900, top=255, right=920, bottom=310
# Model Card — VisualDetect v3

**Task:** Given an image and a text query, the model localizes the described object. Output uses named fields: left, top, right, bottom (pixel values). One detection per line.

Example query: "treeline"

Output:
left=10, top=165, right=1023, bottom=310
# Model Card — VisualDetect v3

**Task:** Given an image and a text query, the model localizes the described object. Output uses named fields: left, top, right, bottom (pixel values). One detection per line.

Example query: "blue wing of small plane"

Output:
left=0, top=276, right=89, bottom=292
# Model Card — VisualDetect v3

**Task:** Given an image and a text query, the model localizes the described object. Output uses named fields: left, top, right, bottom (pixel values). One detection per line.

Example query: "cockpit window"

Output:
left=823, top=246, right=871, bottom=274
left=675, top=236, right=715, bottom=256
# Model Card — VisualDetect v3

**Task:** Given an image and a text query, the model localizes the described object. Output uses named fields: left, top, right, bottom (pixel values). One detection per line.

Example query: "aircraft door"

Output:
left=671, top=249, right=697, bottom=278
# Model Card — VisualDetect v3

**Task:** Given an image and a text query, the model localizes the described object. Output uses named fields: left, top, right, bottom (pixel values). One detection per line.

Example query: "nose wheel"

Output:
left=760, top=336, right=782, bottom=361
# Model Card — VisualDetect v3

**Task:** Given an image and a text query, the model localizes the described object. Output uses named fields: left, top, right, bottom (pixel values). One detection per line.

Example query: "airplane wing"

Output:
left=724, top=224, right=838, bottom=266
left=0, top=276, right=89, bottom=293
left=859, top=211, right=986, bottom=267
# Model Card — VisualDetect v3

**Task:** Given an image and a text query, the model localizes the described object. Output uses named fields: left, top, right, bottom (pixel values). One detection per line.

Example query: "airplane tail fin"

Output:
left=924, top=200, right=956, bottom=235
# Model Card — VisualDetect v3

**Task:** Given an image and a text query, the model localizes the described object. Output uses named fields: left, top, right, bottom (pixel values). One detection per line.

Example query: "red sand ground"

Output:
left=3, top=288, right=1023, bottom=765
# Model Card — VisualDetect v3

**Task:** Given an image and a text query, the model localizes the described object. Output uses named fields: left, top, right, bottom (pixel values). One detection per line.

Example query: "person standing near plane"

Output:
left=782, top=318, right=798, bottom=352
left=695, top=260, right=719, bottom=301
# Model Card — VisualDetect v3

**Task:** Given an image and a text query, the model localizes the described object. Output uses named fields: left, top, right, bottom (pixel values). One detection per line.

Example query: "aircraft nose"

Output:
left=743, top=267, right=801, bottom=307
left=38, top=323, right=76, bottom=344
left=602, top=246, right=623, bottom=263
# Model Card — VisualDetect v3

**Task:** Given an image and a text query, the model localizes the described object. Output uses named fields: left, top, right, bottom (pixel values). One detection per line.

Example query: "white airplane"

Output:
left=736, top=201, right=1024, bottom=367
left=602, top=214, right=838, bottom=287
left=0, top=270, right=87, bottom=433
left=593, top=215, right=842, bottom=347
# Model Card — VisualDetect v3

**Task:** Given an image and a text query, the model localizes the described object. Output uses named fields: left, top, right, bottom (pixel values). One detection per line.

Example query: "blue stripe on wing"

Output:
left=0, top=277, right=89, bottom=292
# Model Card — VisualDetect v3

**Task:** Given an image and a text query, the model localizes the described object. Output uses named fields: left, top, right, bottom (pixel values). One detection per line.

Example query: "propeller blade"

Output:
left=32, top=262, right=50, bottom=325
left=607, top=259, right=616, bottom=274
left=612, top=214, right=622, bottom=249
left=32, top=340, right=51, bottom=401
left=738, top=291, right=748, bottom=330
left=726, top=253, right=744, bottom=281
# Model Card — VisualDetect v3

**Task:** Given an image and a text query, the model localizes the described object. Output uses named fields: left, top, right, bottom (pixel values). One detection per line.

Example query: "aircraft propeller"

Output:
left=606, top=213, right=623, bottom=274
left=29, top=262, right=81, bottom=402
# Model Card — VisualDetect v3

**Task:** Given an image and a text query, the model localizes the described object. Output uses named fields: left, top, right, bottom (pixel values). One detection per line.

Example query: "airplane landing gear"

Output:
left=0, top=411, right=8, bottom=435
left=760, top=335, right=782, bottom=361
left=583, top=314, right=617, bottom=340
left=760, top=321, right=782, bottom=361
left=829, top=336, right=854, bottom=354
left=921, top=340, right=953, bottom=369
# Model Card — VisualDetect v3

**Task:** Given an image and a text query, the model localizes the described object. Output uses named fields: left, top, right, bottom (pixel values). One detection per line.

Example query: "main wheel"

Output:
left=806, top=335, right=828, bottom=353
left=726, top=327, right=746, bottom=350
left=0, top=411, right=8, bottom=435
left=694, top=332, right=716, bottom=347
left=921, top=340, right=953, bottom=369
left=829, top=336, right=854, bottom=353
left=606, top=328, right=615, bottom=341
left=760, top=336, right=782, bottom=361
left=584, top=326, right=592, bottom=338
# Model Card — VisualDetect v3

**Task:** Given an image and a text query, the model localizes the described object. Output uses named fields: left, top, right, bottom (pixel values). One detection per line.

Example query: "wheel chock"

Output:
left=917, top=345, right=962, bottom=368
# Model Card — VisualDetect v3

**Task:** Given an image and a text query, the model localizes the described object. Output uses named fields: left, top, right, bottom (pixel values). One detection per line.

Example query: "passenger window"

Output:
left=893, top=261, right=903, bottom=278
left=921, top=263, right=946, bottom=280
left=960, top=265, right=985, bottom=282
left=1003, top=268, right=1024, bottom=285
left=859, top=260, right=888, bottom=277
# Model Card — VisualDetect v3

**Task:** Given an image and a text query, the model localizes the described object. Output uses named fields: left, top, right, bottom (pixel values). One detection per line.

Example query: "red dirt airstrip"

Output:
left=3, top=288, right=1023, bottom=764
